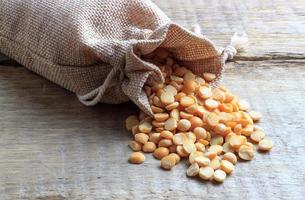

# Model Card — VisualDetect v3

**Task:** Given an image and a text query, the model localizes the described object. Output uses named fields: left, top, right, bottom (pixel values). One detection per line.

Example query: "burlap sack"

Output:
left=0, top=0, right=224, bottom=115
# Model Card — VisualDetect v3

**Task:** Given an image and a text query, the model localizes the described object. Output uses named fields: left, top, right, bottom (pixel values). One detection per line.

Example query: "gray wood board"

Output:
left=0, top=60, right=304, bottom=199
left=154, top=0, right=305, bottom=60
left=1, top=0, right=305, bottom=199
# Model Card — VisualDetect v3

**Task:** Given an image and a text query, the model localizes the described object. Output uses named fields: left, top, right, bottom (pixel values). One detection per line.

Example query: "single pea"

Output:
left=153, top=147, right=170, bottom=160
left=142, top=142, right=157, bottom=153
left=129, top=152, right=145, bottom=164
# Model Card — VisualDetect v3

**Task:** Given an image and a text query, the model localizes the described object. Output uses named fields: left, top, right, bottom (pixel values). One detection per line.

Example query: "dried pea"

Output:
left=161, top=155, right=176, bottom=170
left=187, top=163, right=200, bottom=176
left=135, top=133, right=149, bottom=144
left=142, top=142, right=157, bottom=153
left=258, top=138, right=273, bottom=151
left=129, top=152, right=145, bottom=164
left=153, top=147, right=169, bottom=160
left=125, top=115, right=139, bottom=131
left=199, top=166, right=214, bottom=180
left=213, top=169, right=227, bottom=183
left=128, top=140, right=142, bottom=152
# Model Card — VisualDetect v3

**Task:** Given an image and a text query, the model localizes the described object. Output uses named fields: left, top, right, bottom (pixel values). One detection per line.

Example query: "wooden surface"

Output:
left=155, top=0, right=305, bottom=59
left=1, top=0, right=305, bottom=199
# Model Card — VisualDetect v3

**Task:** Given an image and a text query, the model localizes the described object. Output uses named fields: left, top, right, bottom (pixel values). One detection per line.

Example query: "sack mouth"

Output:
left=122, top=23, right=224, bottom=116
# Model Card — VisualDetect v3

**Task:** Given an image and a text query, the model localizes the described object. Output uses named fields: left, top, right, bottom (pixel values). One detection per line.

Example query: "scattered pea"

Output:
left=183, top=140, right=196, bottom=154
left=238, top=146, right=255, bottom=161
left=203, top=73, right=216, bottom=82
left=160, top=130, right=174, bottom=139
left=250, top=130, right=266, bottom=143
left=198, top=86, right=212, bottom=99
left=125, top=49, right=273, bottom=184
left=177, top=119, right=191, bottom=131
left=176, top=145, right=189, bottom=157
left=205, top=112, right=219, bottom=127
left=220, top=160, right=235, bottom=174
left=153, top=147, right=169, bottom=160
left=208, top=145, right=223, bottom=155
left=209, top=157, right=221, bottom=170
left=129, top=152, right=145, bottom=164
left=125, top=115, right=139, bottom=131
left=158, top=139, right=173, bottom=147
left=142, top=142, right=157, bottom=153
left=189, top=151, right=204, bottom=164
left=194, top=156, right=210, bottom=167
left=229, top=135, right=245, bottom=149
left=213, top=169, right=227, bottom=183
left=222, top=142, right=234, bottom=153
left=186, top=132, right=196, bottom=143
left=237, top=99, right=250, bottom=111
left=180, top=96, right=195, bottom=107
left=154, top=113, right=169, bottom=122
left=165, top=102, right=179, bottom=110
left=249, top=111, right=262, bottom=122
left=195, top=142, right=205, bottom=152
left=161, top=155, right=176, bottom=170
left=134, top=133, right=149, bottom=144
left=205, top=98, right=219, bottom=110
left=128, top=140, right=142, bottom=152
left=160, top=92, right=175, bottom=105
left=138, top=121, right=152, bottom=133
left=193, top=127, right=207, bottom=140
left=199, top=166, right=214, bottom=180
left=258, top=138, right=273, bottom=151
left=172, top=133, right=186, bottom=145
left=210, top=135, right=224, bottom=146
left=223, top=152, right=237, bottom=165
left=164, top=117, right=178, bottom=131
left=169, top=153, right=181, bottom=163
left=187, top=163, right=200, bottom=176
left=149, top=132, right=161, bottom=144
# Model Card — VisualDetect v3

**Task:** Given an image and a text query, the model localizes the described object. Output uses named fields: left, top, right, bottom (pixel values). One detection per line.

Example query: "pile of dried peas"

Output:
left=125, top=48, right=273, bottom=183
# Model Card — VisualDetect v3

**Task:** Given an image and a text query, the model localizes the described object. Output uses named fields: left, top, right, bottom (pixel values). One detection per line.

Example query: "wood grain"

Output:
left=0, top=60, right=305, bottom=199
left=0, top=0, right=305, bottom=199
left=154, top=0, right=305, bottom=59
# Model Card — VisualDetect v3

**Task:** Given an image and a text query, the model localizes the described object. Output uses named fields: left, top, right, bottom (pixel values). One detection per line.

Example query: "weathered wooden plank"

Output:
left=1, top=0, right=305, bottom=199
left=0, top=60, right=304, bottom=199
left=154, top=0, right=305, bottom=59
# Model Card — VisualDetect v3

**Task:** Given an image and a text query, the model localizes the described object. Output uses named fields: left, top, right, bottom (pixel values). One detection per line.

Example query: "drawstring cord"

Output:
left=223, top=32, right=248, bottom=61
left=191, top=24, right=249, bottom=61
left=77, top=67, right=119, bottom=106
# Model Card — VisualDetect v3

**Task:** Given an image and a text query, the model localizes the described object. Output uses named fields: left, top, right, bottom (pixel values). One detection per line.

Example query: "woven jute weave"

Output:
left=0, top=0, right=224, bottom=115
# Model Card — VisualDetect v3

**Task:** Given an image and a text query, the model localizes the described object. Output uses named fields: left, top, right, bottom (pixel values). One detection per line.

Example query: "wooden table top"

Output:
left=0, top=0, right=305, bottom=199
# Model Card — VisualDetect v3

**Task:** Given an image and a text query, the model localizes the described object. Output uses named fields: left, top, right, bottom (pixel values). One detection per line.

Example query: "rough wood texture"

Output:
left=0, top=0, right=305, bottom=199
left=154, top=0, right=305, bottom=60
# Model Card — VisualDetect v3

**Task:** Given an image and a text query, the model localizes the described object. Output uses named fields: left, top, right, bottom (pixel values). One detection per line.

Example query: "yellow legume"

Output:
left=213, top=169, right=226, bottom=183
left=142, top=142, right=157, bottom=153
left=187, top=163, right=200, bottom=177
left=161, top=155, right=176, bottom=170
left=153, top=147, right=169, bottom=160
left=128, top=140, right=142, bottom=152
left=129, top=152, right=145, bottom=164
left=258, top=138, right=273, bottom=151
left=125, top=49, right=274, bottom=183
left=199, top=166, right=214, bottom=180
left=134, top=133, right=149, bottom=144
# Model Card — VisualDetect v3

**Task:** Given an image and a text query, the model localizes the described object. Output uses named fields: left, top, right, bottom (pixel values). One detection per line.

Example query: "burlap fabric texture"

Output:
left=0, top=0, right=224, bottom=115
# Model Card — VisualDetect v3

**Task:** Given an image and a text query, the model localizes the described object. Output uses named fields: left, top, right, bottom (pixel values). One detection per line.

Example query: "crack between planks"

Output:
left=1, top=53, right=305, bottom=66
left=234, top=52, right=305, bottom=62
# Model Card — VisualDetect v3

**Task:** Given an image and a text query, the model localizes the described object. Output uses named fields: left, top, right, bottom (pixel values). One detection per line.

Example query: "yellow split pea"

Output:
left=129, top=152, right=145, bottom=164
left=125, top=47, right=273, bottom=184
